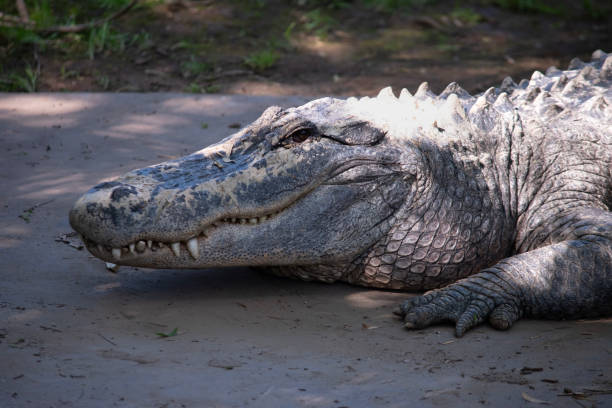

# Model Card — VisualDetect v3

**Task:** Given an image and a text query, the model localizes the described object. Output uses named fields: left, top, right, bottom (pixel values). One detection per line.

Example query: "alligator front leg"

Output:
left=395, top=209, right=612, bottom=337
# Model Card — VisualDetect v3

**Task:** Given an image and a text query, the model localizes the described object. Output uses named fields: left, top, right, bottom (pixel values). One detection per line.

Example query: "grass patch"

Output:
left=450, top=7, right=483, bottom=26
left=362, top=0, right=435, bottom=12
left=426, top=32, right=460, bottom=54
left=205, top=84, right=221, bottom=93
left=3, top=63, right=39, bottom=92
left=87, top=22, right=127, bottom=60
left=360, top=27, right=425, bottom=57
left=491, top=0, right=563, bottom=15
left=581, top=0, right=609, bottom=20
left=181, top=56, right=213, bottom=78
left=303, top=8, right=337, bottom=39
left=95, top=73, right=110, bottom=90
left=185, top=82, right=202, bottom=93
left=243, top=49, right=279, bottom=71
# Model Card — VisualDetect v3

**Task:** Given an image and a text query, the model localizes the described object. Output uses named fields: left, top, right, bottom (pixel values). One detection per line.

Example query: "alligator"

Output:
left=70, top=50, right=612, bottom=337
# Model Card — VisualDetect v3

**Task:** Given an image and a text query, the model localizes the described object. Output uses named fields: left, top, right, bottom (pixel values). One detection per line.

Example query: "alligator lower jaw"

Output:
left=80, top=209, right=284, bottom=264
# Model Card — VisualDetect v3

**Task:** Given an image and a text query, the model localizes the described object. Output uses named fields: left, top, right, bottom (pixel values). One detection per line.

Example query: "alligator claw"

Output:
left=397, top=279, right=521, bottom=337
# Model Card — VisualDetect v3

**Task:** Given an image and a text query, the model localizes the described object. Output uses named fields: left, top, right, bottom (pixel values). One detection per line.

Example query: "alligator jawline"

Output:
left=81, top=206, right=289, bottom=262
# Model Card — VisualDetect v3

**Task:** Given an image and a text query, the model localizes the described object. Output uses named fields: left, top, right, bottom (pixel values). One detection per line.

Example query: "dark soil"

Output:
left=1, top=0, right=611, bottom=96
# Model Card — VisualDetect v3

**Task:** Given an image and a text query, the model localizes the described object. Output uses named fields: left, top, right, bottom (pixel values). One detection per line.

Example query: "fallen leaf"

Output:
left=55, top=232, right=84, bottom=250
left=583, top=387, right=612, bottom=395
left=208, top=359, right=242, bottom=370
left=39, top=325, right=62, bottom=333
left=521, top=366, right=544, bottom=375
left=156, top=328, right=178, bottom=338
left=100, top=349, right=158, bottom=364
left=521, top=392, right=549, bottom=404
left=422, top=388, right=457, bottom=399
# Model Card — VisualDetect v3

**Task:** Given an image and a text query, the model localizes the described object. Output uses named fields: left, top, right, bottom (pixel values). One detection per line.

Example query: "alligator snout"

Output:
left=69, top=180, right=150, bottom=246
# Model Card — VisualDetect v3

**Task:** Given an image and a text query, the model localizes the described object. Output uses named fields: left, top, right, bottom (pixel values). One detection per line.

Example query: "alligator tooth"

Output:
left=129, top=243, right=136, bottom=254
left=112, top=248, right=121, bottom=260
left=231, top=218, right=236, bottom=223
left=483, top=87, right=496, bottom=103
left=186, top=237, right=199, bottom=259
left=136, top=240, right=146, bottom=253
left=97, top=244, right=104, bottom=252
left=158, top=242, right=165, bottom=248
left=147, top=240, right=153, bottom=249
left=249, top=217, right=258, bottom=224
left=377, top=86, right=396, bottom=101
left=239, top=218, right=247, bottom=224
left=171, top=242, right=181, bottom=257
left=499, top=76, right=517, bottom=93
left=592, top=49, right=607, bottom=61
left=414, top=82, right=430, bottom=99
left=399, top=88, right=412, bottom=102
left=567, top=57, right=585, bottom=70
left=259, top=215, right=268, bottom=222
left=105, top=262, right=119, bottom=273
left=530, top=70, right=544, bottom=81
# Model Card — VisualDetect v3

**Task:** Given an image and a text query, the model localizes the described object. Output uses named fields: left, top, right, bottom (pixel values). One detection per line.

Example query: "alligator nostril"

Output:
left=110, top=185, right=138, bottom=202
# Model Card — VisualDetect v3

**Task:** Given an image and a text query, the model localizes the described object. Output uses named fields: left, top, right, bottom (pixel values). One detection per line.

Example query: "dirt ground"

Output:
left=1, top=93, right=611, bottom=407
left=1, top=0, right=611, bottom=96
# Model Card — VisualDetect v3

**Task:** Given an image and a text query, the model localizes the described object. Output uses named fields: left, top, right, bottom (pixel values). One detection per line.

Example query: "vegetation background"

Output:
left=1, top=0, right=610, bottom=95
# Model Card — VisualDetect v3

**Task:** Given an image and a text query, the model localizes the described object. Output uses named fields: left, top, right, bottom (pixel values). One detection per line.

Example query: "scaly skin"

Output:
left=70, top=50, right=612, bottom=336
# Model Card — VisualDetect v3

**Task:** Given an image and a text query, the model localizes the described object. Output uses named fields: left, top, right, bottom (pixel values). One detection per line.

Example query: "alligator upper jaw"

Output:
left=80, top=207, right=286, bottom=268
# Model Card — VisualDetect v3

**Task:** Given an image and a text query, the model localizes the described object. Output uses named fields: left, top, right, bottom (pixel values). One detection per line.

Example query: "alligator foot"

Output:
left=394, top=274, right=522, bottom=337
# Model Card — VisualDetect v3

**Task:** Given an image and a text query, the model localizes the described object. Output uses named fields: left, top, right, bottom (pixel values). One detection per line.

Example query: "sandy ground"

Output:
left=1, top=93, right=611, bottom=408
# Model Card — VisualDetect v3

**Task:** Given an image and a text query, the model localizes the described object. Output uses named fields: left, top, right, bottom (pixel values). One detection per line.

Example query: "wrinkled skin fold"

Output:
left=71, top=50, right=612, bottom=336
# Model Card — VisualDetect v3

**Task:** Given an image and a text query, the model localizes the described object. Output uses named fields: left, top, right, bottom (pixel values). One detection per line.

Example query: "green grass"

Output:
left=30, top=0, right=56, bottom=28
left=9, top=64, right=38, bottom=92
left=155, top=328, right=178, bottom=338
left=129, top=30, right=153, bottom=52
left=185, top=82, right=202, bottom=93
left=581, top=0, right=609, bottom=19
left=243, top=49, right=279, bottom=71
left=426, top=32, right=460, bottom=54
left=303, top=8, right=337, bottom=38
left=181, top=56, right=213, bottom=78
left=450, top=7, right=483, bottom=26
left=205, top=84, right=221, bottom=93
left=362, top=0, right=434, bottom=12
left=492, top=0, right=562, bottom=15
left=87, top=22, right=127, bottom=60
left=95, top=73, right=110, bottom=90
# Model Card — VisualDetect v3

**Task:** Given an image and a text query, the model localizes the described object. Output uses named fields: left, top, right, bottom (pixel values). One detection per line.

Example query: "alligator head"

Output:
left=70, top=91, right=432, bottom=272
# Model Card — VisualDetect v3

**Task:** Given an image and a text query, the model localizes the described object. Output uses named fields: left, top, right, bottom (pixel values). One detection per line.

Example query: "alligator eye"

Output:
left=277, top=128, right=315, bottom=148
left=290, top=128, right=311, bottom=143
